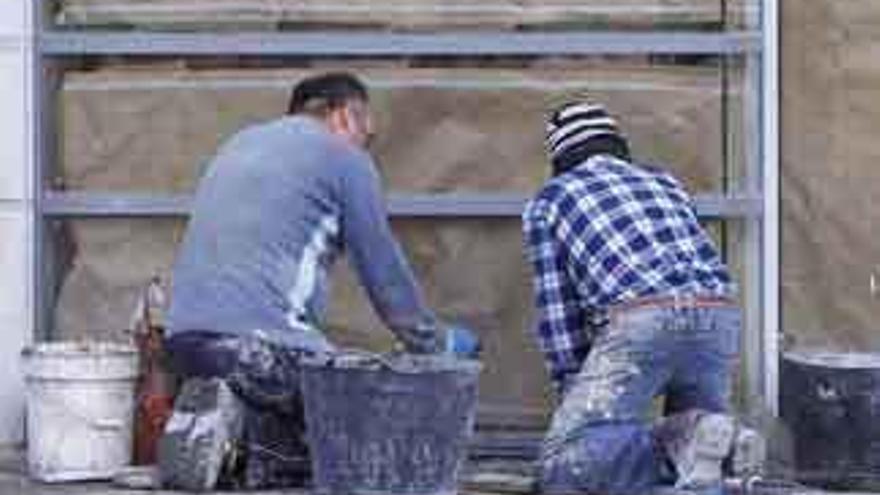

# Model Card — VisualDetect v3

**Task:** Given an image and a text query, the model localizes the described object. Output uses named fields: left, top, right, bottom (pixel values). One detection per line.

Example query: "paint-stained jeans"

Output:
left=166, top=330, right=315, bottom=414
left=540, top=303, right=741, bottom=495
left=165, top=330, right=320, bottom=488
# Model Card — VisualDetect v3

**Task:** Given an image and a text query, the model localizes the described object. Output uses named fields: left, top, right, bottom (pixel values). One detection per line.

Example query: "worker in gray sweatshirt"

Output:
left=158, top=72, right=479, bottom=491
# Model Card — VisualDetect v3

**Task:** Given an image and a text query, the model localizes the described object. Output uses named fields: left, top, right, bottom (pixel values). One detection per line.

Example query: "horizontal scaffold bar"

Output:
left=41, top=31, right=760, bottom=56
left=42, top=191, right=761, bottom=219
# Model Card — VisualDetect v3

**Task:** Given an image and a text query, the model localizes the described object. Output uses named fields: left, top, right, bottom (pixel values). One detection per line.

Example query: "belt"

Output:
left=610, top=293, right=735, bottom=316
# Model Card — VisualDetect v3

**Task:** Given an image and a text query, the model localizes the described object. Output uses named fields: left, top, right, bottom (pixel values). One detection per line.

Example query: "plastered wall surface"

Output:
left=59, top=66, right=730, bottom=193
left=780, top=0, right=880, bottom=351
left=50, top=217, right=554, bottom=416
left=54, top=64, right=734, bottom=422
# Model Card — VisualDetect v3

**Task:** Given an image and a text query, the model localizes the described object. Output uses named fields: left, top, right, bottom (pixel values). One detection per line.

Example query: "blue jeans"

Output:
left=166, top=330, right=313, bottom=415
left=540, top=302, right=741, bottom=495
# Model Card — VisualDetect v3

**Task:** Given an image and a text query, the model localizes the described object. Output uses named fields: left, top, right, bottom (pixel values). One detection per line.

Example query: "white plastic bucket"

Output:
left=21, top=342, right=139, bottom=482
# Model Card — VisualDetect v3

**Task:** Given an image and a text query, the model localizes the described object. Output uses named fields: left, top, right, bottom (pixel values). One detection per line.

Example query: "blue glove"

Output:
left=444, top=324, right=482, bottom=359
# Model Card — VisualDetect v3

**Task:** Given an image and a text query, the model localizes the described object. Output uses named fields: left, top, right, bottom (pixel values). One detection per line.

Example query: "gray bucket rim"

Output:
left=300, top=351, right=482, bottom=374
left=21, top=341, right=138, bottom=359
left=783, top=350, right=880, bottom=369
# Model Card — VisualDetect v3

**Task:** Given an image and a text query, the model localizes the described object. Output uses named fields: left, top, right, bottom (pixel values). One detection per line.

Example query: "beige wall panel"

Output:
left=60, top=67, right=726, bottom=194
left=60, top=74, right=280, bottom=193
left=52, top=218, right=552, bottom=421
left=52, top=219, right=186, bottom=342
left=52, top=216, right=741, bottom=421
left=781, top=0, right=880, bottom=351
left=56, top=0, right=723, bottom=29
left=58, top=64, right=728, bottom=424
left=722, top=0, right=756, bottom=30
left=327, top=219, right=552, bottom=416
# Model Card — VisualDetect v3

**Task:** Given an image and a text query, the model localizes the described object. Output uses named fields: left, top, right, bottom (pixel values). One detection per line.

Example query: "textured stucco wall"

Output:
left=55, top=65, right=732, bottom=423
left=59, top=67, right=729, bottom=194
left=780, top=0, right=880, bottom=351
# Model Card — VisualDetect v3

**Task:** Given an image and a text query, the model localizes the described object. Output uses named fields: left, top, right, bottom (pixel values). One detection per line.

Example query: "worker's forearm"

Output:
left=340, top=154, right=442, bottom=353
left=350, top=233, right=443, bottom=353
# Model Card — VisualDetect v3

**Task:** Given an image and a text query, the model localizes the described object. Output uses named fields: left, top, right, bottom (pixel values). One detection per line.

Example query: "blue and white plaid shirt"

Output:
left=522, top=154, right=734, bottom=393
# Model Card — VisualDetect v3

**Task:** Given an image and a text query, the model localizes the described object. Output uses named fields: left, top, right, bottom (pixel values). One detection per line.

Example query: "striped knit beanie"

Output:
left=545, top=100, right=625, bottom=166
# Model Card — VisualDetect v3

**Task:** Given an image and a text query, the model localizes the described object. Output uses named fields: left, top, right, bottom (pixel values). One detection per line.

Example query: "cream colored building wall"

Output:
left=0, top=2, right=34, bottom=445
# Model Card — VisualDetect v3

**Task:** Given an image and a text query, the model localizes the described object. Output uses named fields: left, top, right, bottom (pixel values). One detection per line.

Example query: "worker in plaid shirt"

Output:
left=523, top=100, right=765, bottom=495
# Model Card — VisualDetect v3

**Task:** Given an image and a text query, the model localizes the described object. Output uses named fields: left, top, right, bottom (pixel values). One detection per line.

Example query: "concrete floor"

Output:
left=0, top=449, right=545, bottom=495
left=1, top=447, right=876, bottom=495
left=0, top=448, right=306, bottom=495
left=0, top=447, right=528, bottom=495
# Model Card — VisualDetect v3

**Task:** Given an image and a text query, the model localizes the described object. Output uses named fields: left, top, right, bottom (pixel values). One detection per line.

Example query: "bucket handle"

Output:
left=325, top=349, right=406, bottom=372
left=37, top=393, right=128, bottom=431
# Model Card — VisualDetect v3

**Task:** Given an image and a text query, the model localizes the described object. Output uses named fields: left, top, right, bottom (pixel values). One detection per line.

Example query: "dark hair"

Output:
left=287, top=72, right=369, bottom=116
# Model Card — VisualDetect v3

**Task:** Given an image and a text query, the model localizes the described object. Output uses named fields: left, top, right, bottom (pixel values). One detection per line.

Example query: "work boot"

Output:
left=157, top=377, right=245, bottom=491
left=240, top=406, right=312, bottom=489
left=659, top=411, right=737, bottom=489
left=726, top=424, right=766, bottom=478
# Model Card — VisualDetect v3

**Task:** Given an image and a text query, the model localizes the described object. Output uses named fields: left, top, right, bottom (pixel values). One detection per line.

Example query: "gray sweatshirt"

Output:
left=167, top=115, right=441, bottom=353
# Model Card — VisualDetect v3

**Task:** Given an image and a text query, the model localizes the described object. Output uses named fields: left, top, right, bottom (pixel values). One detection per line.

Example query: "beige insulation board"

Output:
left=50, top=217, right=554, bottom=422
left=56, top=65, right=736, bottom=423
left=59, top=66, right=734, bottom=193
left=54, top=0, right=740, bottom=30
left=780, top=0, right=880, bottom=352
left=50, top=217, right=735, bottom=424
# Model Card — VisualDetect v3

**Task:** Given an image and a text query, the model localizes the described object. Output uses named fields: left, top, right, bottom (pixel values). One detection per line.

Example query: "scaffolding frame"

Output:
left=26, top=0, right=780, bottom=415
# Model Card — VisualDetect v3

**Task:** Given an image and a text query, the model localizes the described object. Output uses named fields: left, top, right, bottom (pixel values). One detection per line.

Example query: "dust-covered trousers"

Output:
left=165, top=330, right=320, bottom=487
left=540, top=297, right=741, bottom=495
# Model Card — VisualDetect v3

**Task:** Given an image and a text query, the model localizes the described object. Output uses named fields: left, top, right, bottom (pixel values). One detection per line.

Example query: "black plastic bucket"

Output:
left=300, top=352, right=481, bottom=495
left=780, top=351, right=880, bottom=489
